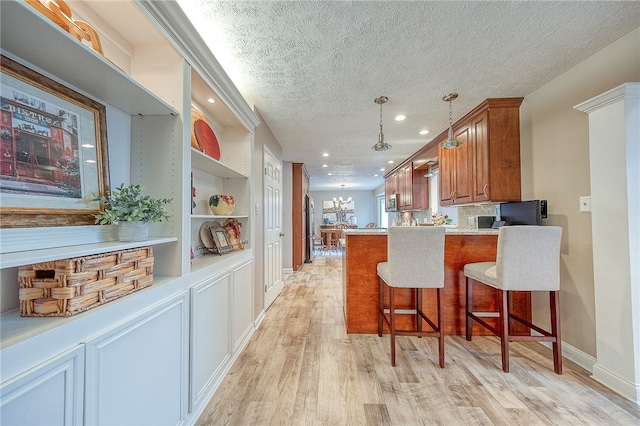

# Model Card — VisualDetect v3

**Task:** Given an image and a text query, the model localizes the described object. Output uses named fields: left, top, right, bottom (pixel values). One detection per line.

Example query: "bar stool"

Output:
left=377, top=226, right=445, bottom=367
left=464, top=225, right=563, bottom=374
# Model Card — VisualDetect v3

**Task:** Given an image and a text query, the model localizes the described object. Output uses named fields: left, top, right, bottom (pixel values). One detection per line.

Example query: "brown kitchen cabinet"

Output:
left=398, top=163, right=413, bottom=209
left=292, top=162, right=309, bottom=270
left=439, top=98, right=523, bottom=206
left=385, top=157, right=431, bottom=212
left=411, top=161, right=430, bottom=210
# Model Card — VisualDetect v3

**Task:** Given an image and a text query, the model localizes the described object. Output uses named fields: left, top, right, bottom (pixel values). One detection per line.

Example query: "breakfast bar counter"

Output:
left=342, top=228, right=531, bottom=335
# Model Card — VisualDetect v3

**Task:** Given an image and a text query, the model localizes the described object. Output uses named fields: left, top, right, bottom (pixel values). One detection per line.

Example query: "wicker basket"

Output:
left=18, top=247, right=154, bottom=317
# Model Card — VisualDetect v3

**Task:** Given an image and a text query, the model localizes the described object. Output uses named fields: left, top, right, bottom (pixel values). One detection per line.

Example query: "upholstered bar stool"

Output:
left=377, top=226, right=445, bottom=367
left=464, top=225, right=563, bottom=374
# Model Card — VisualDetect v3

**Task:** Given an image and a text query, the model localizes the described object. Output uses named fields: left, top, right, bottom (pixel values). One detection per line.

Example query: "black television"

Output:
left=499, top=200, right=546, bottom=226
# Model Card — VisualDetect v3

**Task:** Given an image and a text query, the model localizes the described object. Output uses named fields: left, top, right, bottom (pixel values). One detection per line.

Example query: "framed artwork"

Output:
left=322, top=199, right=355, bottom=224
left=0, top=55, right=109, bottom=227
left=210, top=223, right=233, bottom=254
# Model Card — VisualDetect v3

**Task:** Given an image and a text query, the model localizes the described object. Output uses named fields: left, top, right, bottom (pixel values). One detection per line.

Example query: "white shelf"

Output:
left=0, top=237, right=178, bottom=269
left=0, top=275, right=176, bottom=350
left=0, top=0, right=177, bottom=117
left=191, top=214, right=249, bottom=220
left=190, top=249, right=248, bottom=273
left=191, top=148, right=247, bottom=178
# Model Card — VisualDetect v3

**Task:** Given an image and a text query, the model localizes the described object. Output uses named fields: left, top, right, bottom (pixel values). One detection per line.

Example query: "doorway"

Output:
left=263, top=147, right=283, bottom=308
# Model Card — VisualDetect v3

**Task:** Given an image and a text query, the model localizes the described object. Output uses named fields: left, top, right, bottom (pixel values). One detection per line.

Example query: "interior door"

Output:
left=264, top=147, right=283, bottom=308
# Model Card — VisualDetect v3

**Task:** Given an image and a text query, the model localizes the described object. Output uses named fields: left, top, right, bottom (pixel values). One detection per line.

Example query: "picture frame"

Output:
left=0, top=55, right=109, bottom=228
left=209, top=223, right=233, bottom=254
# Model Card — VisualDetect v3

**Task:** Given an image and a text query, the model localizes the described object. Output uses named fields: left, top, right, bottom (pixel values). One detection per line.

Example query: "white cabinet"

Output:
left=1, top=345, right=84, bottom=425
left=84, top=293, right=189, bottom=425
left=0, top=1, right=260, bottom=424
left=189, top=273, right=231, bottom=411
left=232, top=260, right=254, bottom=352
left=189, top=259, right=254, bottom=414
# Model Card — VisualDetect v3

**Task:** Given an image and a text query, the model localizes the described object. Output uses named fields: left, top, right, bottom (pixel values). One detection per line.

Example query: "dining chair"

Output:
left=377, top=226, right=446, bottom=367
left=464, top=225, right=563, bottom=373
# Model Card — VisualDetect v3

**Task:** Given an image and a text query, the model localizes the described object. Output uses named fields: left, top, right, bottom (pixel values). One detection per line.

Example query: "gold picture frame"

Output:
left=0, top=55, right=109, bottom=227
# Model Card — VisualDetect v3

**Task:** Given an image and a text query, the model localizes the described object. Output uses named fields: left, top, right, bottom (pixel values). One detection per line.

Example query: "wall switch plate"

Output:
left=579, top=196, right=591, bottom=213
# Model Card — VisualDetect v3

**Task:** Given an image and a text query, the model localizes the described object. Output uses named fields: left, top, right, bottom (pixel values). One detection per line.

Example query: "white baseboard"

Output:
left=282, top=268, right=294, bottom=275
left=538, top=340, right=639, bottom=404
left=253, top=309, right=266, bottom=329
left=592, top=363, right=640, bottom=404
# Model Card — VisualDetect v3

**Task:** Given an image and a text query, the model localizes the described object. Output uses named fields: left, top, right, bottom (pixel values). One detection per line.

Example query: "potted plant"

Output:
left=93, top=183, right=172, bottom=242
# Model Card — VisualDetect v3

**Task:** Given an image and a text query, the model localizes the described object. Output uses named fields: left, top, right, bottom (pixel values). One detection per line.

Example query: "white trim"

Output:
left=136, top=0, right=260, bottom=132
left=592, top=363, right=640, bottom=404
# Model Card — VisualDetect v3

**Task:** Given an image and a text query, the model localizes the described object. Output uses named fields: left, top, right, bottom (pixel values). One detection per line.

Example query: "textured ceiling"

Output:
left=176, top=0, right=639, bottom=191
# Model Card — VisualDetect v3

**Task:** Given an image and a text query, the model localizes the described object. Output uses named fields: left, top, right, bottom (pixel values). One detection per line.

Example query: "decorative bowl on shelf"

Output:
left=209, top=194, right=235, bottom=215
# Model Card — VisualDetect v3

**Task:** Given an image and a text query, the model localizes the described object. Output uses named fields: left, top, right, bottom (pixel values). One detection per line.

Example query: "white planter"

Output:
left=118, top=222, right=149, bottom=242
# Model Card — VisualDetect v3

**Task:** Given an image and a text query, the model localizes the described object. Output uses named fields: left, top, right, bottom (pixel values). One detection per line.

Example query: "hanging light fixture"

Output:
left=372, top=96, right=391, bottom=151
left=333, top=184, right=352, bottom=206
left=441, top=93, right=461, bottom=150
left=423, top=161, right=437, bottom=178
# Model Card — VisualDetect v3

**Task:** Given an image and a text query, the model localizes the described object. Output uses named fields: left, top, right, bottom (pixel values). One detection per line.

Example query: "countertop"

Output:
left=343, top=227, right=499, bottom=236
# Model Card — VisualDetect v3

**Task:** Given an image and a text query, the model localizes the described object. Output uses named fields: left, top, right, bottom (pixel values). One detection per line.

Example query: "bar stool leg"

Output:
left=416, top=288, right=423, bottom=333
left=466, top=277, right=473, bottom=341
left=551, top=290, right=563, bottom=374
left=389, top=287, right=396, bottom=366
left=437, top=287, right=445, bottom=368
left=499, top=289, right=510, bottom=373
left=378, top=278, right=384, bottom=337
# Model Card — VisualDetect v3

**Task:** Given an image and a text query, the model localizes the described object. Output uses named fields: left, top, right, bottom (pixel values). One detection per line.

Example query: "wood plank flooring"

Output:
left=197, top=253, right=640, bottom=425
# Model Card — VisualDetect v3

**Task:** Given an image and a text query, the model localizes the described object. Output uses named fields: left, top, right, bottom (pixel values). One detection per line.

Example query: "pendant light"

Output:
left=333, top=184, right=352, bottom=208
left=372, top=96, right=391, bottom=151
left=423, top=161, right=437, bottom=177
left=441, top=93, right=461, bottom=150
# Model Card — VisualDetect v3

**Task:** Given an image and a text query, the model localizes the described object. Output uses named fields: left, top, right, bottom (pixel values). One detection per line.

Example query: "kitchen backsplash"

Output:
left=457, top=203, right=500, bottom=228
left=391, top=203, right=500, bottom=227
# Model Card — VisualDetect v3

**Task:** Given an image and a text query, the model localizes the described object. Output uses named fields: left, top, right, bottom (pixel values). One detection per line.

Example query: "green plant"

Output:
left=322, top=218, right=330, bottom=225
left=93, top=183, right=172, bottom=224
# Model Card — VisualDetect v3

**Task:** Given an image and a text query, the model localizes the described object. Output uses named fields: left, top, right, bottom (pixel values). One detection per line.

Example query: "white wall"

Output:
left=520, top=27, right=640, bottom=359
left=310, top=190, right=376, bottom=235
left=252, top=108, right=283, bottom=317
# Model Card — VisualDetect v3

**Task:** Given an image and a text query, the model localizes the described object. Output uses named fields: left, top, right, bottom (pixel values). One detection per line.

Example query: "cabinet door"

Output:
left=1, top=345, right=84, bottom=426
left=190, top=273, right=231, bottom=411
left=472, top=110, right=490, bottom=202
left=85, top=293, right=189, bottom=425
left=439, top=145, right=456, bottom=206
left=452, top=123, right=474, bottom=204
left=411, top=164, right=429, bottom=210
left=232, top=261, right=254, bottom=352
left=402, top=164, right=413, bottom=209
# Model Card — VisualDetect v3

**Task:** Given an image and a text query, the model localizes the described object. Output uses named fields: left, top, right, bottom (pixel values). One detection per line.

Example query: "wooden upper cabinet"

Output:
left=398, top=164, right=413, bottom=209
left=439, top=98, right=523, bottom=206
left=411, top=162, right=429, bottom=211
left=385, top=172, right=398, bottom=198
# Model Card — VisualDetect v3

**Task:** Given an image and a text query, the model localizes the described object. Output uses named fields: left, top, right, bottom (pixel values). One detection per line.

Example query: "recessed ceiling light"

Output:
left=419, top=129, right=430, bottom=135
left=395, top=114, right=407, bottom=121
left=207, top=98, right=215, bottom=104
left=85, top=159, right=96, bottom=163
left=374, top=174, right=379, bottom=177
left=328, top=172, right=333, bottom=176
left=81, top=143, right=94, bottom=148
left=322, top=164, right=328, bottom=168
left=322, top=153, right=329, bottom=157
left=380, top=168, right=385, bottom=171
left=388, top=160, right=394, bottom=164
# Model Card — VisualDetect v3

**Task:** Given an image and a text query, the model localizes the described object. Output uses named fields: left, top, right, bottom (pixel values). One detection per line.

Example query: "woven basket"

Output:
left=18, top=247, right=154, bottom=317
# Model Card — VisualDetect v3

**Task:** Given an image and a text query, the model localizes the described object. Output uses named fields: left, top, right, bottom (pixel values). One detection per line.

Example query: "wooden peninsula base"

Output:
left=342, top=231, right=531, bottom=335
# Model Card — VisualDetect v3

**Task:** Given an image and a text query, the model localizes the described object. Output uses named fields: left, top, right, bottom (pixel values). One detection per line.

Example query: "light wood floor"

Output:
left=197, top=253, right=640, bottom=425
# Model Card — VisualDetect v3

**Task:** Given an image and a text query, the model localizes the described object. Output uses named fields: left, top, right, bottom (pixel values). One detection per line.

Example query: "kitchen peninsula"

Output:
left=342, top=228, right=531, bottom=335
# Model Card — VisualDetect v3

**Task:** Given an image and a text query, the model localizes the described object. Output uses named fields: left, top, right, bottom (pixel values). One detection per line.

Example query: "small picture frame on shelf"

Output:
left=209, top=223, right=233, bottom=254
